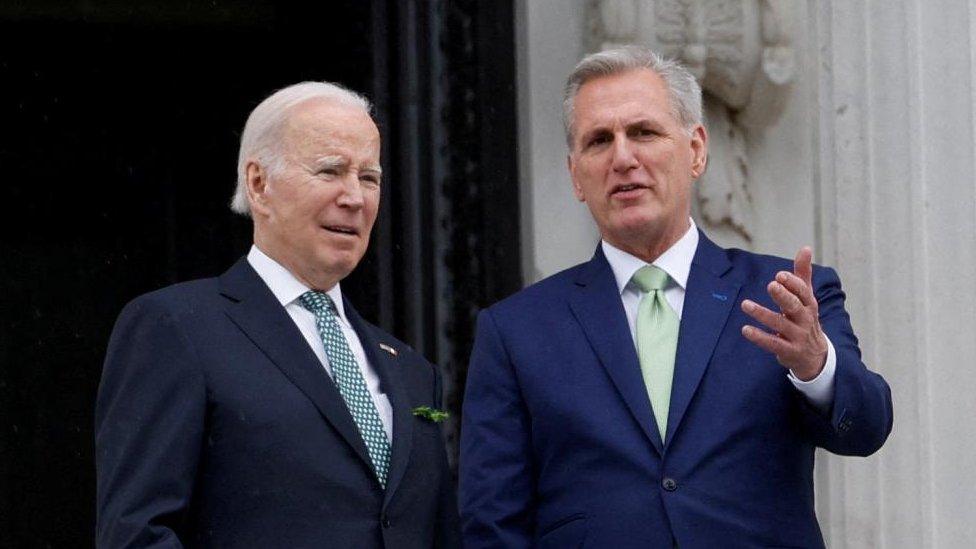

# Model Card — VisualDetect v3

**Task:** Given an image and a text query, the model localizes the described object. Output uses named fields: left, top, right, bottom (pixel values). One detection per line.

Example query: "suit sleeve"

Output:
left=95, top=297, right=206, bottom=548
left=459, top=309, right=535, bottom=548
left=799, top=266, right=893, bottom=456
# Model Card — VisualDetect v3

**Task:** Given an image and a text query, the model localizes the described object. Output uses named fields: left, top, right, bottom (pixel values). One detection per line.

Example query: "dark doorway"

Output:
left=0, top=2, right=520, bottom=546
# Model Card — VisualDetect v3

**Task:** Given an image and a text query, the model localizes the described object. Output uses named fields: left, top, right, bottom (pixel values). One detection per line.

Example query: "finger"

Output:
left=767, top=281, right=806, bottom=319
left=775, top=271, right=816, bottom=307
left=741, top=325, right=792, bottom=363
left=741, top=299, right=801, bottom=339
left=794, top=246, right=814, bottom=289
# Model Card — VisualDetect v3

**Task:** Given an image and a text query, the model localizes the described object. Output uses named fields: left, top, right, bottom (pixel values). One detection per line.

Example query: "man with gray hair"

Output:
left=96, top=81, right=460, bottom=548
left=459, top=46, right=891, bottom=547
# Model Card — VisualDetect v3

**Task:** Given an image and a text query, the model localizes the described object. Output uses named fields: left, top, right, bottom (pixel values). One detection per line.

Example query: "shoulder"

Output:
left=115, top=277, right=222, bottom=326
left=720, top=246, right=840, bottom=288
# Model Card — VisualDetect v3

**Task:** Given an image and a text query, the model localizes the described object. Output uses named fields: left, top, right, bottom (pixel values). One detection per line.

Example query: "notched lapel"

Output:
left=342, top=299, right=414, bottom=507
left=570, top=247, right=664, bottom=454
left=217, top=259, right=374, bottom=474
left=666, top=235, right=740, bottom=445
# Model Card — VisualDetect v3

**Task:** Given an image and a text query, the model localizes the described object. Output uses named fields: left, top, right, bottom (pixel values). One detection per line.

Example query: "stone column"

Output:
left=812, top=1, right=976, bottom=546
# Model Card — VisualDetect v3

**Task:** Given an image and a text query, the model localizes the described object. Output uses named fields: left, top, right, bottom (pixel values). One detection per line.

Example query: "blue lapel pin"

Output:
left=711, top=293, right=728, bottom=301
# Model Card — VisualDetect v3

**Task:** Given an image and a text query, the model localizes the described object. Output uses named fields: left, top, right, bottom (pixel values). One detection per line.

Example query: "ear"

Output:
left=245, top=160, right=271, bottom=216
left=689, top=124, right=708, bottom=179
left=568, top=153, right=586, bottom=202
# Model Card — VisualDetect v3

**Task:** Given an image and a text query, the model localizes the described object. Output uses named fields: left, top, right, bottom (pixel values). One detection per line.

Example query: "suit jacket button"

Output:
left=662, top=477, right=678, bottom=491
left=381, top=515, right=391, bottom=528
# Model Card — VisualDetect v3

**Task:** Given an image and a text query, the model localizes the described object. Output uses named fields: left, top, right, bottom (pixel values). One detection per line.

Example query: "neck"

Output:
left=608, top=219, right=690, bottom=263
left=253, top=238, right=341, bottom=292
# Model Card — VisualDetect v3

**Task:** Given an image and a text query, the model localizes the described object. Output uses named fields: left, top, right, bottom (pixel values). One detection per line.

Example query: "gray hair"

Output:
left=563, top=46, right=702, bottom=147
left=230, top=81, right=372, bottom=215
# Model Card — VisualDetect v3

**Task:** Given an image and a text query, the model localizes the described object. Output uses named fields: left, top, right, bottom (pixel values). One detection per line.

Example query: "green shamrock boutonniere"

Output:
left=412, top=406, right=450, bottom=423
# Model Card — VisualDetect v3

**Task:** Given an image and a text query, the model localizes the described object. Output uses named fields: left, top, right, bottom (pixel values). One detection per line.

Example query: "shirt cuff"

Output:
left=788, top=335, right=836, bottom=412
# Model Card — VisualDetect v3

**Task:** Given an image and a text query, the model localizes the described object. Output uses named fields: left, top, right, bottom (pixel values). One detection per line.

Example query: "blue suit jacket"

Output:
left=95, top=258, right=460, bottom=548
left=459, top=232, right=892, bottom=548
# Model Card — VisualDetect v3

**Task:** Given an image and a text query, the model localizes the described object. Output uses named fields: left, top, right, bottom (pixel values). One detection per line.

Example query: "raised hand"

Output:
left=740, top=246, right=828, bottom=381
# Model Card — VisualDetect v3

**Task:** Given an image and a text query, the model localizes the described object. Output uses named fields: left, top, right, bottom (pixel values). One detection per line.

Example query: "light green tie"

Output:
left=633, top=265, right=679, bottom=441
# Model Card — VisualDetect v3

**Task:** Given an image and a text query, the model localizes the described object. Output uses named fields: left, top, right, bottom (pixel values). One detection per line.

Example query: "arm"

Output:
left=740, top=247, right=893, bottom=456
left=800, top=265, right=893, bottom=455
left=458, top=309, right=535, bottom=549
left=95, top=297, right=206, bottom=548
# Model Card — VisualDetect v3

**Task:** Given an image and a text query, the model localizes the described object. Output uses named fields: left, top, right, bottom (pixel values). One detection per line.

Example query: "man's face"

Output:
left=568, top=68, right=707, bottom=260
left=248, top=98, right=381, bottom=289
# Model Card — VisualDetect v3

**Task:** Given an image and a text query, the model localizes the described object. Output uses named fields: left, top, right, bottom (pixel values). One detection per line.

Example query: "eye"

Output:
left=586, top=133, right=611, bottom=148
left=631, top=126, right=658, bottom=138
left=317, top=167, right=341, bottom=177
left=360, top=174, right=381, bottom=187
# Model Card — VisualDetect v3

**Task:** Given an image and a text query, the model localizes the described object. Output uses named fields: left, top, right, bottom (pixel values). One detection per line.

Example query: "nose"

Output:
left=336, top=173, right=365, bottom=210
left=610, top=135, right=639, bottom=172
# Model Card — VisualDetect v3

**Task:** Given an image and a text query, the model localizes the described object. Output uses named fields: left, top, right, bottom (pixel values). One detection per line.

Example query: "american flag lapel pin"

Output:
left=379, top=342, right=398, bottom=357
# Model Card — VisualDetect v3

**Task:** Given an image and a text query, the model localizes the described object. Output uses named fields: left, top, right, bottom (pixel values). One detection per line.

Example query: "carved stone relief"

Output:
left=587, top=0, right=795, bottom=243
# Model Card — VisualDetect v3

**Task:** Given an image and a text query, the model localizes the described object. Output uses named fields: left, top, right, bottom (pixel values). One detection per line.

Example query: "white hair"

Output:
left=230, top=81, right=372, bottom=215
left=563, top=46, right=703, bottom=147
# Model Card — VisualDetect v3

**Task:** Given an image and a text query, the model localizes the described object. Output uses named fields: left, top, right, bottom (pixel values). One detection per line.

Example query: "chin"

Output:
left=612, top=214, right=661, bottom=237
left=317, top=251, right=362, bottom=278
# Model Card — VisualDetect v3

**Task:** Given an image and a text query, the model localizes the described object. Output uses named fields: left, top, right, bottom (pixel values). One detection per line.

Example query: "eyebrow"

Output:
left=579, top=117, right=663, bottom=140
left=314, top=155, right=346, bottom=168
left=361, top=164, right=383, bottom=176
left=314, top=155, right=383, bottom=176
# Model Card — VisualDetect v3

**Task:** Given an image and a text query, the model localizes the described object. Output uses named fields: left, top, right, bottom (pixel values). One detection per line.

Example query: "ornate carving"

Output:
left=598, top=0, right=639, bottom=48
left=697, top=100, right=752, bottom=239
left=588, top=0, right=795, bottom=244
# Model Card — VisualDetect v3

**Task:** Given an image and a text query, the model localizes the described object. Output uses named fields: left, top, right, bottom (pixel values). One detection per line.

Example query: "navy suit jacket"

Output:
left=95, top=258, right=460, bottom=548
left=459, top=232, right=892, bottom=548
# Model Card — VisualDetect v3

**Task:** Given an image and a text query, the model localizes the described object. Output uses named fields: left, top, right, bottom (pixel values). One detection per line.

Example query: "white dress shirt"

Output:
left=247, top=245, right=393, bottom=442
left=601, top=219, right=836, bottom=410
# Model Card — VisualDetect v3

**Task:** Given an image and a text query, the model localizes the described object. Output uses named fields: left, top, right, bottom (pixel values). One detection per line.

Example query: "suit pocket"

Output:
left=537, top=513, right=587, bottom=549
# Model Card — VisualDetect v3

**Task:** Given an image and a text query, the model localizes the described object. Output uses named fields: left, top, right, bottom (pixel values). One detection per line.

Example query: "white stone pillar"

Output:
left=516, top=0, right=598, bottom=284
left=812, top=1, right=976, bottom=546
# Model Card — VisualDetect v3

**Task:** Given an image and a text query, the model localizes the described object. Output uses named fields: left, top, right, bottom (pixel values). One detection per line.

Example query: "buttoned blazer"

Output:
left=459, top=231, right=892, bottom=549
left=95, top=258, right=460, bottom=548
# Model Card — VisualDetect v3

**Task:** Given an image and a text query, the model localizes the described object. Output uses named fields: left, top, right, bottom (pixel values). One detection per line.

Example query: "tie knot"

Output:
left=299, top=290, right=337, bottom=315
left=632, top=265, right=669, bottom=293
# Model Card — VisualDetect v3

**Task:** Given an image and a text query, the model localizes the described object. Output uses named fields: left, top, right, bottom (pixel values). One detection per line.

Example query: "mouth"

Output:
left=610, top=183, right=649, bottom=197
left=322, top=224, right=359, bottom=236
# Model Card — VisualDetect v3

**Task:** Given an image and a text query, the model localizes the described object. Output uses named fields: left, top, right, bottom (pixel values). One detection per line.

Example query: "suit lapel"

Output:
left=342, top=299, right=415, bottom=507
left=217, top=258, right=374, bottom=473
left=666, top=233, right=740, bottom=444
left=570, top=247, right=664, bottom=454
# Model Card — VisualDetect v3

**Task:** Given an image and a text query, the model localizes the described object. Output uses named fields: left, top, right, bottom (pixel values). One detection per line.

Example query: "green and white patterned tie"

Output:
left=632, top=265, right=680, bottom=441
left=299, top=290, right=390, bottom=487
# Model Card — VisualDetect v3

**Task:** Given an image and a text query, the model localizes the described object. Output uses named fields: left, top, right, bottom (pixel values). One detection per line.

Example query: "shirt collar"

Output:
left=246, top=245, right=347, bottom=320
left=601, top=218, right=699, bottom=295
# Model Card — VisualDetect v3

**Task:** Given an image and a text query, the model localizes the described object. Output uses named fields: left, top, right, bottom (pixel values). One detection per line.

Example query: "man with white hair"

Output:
left=459, top=46, right=892, bottom=548
left=96, top=82, right=460, bottom=548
